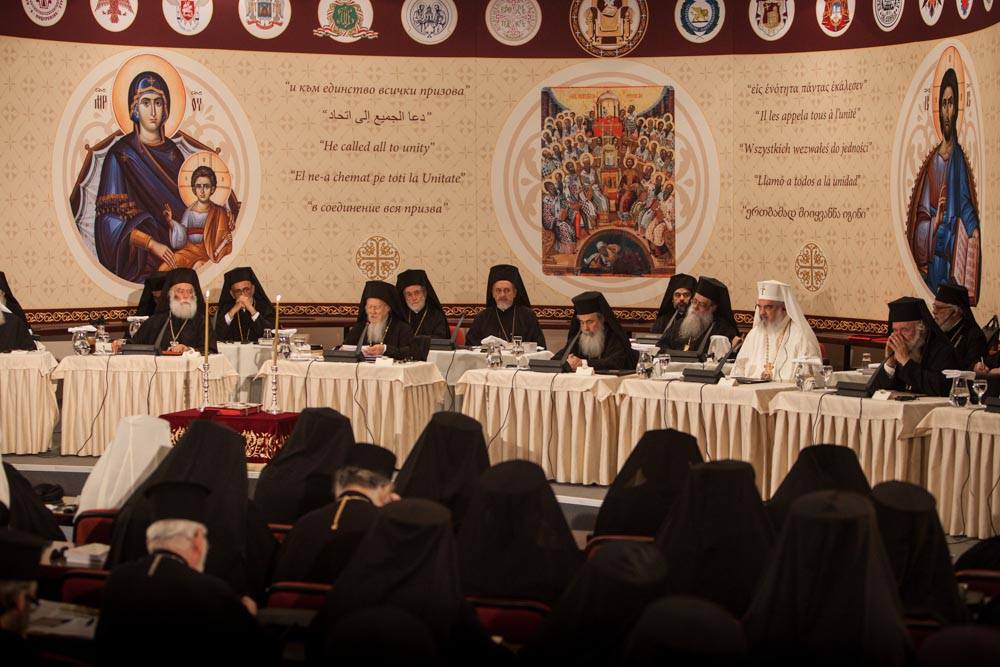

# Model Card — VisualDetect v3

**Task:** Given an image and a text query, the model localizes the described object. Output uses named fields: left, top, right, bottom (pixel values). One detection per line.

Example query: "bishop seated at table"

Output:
left=650, top=273, right=696, bottom=334
left=555, top=291, right=637, bottom=371
left=732, top=280, right=821, bottom=381
left=97, top=480, right=268, bottom=664
left=465, top=264, right=547, bottom=349
left=396, top=269, right=449, bottom=339
left=656, top=276, right=738, bottom=354
left=126, top=267, right=218, bottom=354
left=215, top=266, right=275, bottom=344
left=873, top=297, right=958, bottom=396
left=0, top=293, right=34, bottom=353
left=343, top=280, right=414, bottom=359
left=933, top=281, right=986, bottom=371
left=272, top=444, right=398, bottom=584
left=135, top=271, right=167, bottom=317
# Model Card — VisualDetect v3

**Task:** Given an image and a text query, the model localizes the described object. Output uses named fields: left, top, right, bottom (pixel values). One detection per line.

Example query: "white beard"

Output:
left=760, top=313, right=790, bottom=336
left=366, top=318, right=388, bottom=344
left=496, top=300, right=513, bottom=312
left=905, top=328, right=927, bottom=363
left=408, top=298, right=426, bottom=314
left=578, top=328, right=606, bottom=358
left=678, top=308, right=712, bottom=341
left=169, top=298, right=197, bottom=320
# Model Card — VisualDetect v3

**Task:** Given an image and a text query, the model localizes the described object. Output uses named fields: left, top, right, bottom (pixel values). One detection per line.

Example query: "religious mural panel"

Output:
left=540, top=85, right=675, bottom=278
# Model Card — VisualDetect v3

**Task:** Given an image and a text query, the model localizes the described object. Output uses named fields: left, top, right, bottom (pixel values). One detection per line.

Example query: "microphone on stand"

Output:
left=560, top=331, right=582, bottom=363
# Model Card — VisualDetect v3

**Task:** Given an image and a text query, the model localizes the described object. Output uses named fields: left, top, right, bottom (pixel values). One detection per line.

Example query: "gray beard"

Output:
left=496, top=301, right=513, bottom=312
left=761, top=314, right=790, bottom=336
left=906, top=329, right=927, bottom=363
left=578, top=329, right=606, bottom=358
left=366, top=319, right=388, bottom=343
left=408, top=300, right=426, bottom=314
left=678, top=308, right=712, bottom=341
left=169, top=299, right=197, bottom=320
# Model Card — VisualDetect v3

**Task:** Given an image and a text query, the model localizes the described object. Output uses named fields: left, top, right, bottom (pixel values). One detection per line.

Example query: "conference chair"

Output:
left=72, top=509, right=118, bottom=546
left=264, top=581, right=331, bottom=611
left=956, top=569, right=1000, bottom=598
left=465, top=596, right=551, bottom=645
left=267, top=523, right=293, bottom=544
left=60, top=569, right=110, bottom=608
left=904, top=616, right=943, bottom=649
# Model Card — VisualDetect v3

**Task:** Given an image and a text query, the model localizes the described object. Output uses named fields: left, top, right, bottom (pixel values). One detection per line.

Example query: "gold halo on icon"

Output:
left=111, top=54, right=186, bottom=138
left=178, top=151, right=232, bottom=208
left=931, top=46, right=965, bottom=142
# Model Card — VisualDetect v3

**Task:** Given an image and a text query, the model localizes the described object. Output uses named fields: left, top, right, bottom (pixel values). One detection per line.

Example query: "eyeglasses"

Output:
left=230, top=287, right=254, bottom=296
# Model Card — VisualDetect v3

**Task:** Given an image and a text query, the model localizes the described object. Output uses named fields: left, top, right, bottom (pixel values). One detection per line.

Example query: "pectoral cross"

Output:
left=761, top=362, right=774, bottom=382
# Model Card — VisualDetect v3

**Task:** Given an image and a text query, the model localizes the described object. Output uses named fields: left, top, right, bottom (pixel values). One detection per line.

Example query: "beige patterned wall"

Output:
left=0, top=27, right=997, bottom=323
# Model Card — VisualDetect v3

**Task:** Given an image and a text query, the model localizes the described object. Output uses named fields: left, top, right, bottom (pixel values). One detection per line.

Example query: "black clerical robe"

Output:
left=131, top=312, right=218, bottom=352
left=466, top=305, right=547, bottom=349
left=272, top=491, right=378, bottom=584
left=97, top=550, right=267, bottom=665
left=3, top=463, right=63, bottom=540
left=553, top=325, right=635, bottom=371
left=344, top=318, right=414, bottom=359
left=873, top=334, right=958, bottom=396
left=943, top=318, right=987, bottom=371
left=657, top=316, right=738, bottom=354
left=650, top=310, right=680, bottom=335
left=214, top=307, right=274, bottom=344
left=0, top=314, right=34, bottom=352
left=405, top=306, right=450, bottom=339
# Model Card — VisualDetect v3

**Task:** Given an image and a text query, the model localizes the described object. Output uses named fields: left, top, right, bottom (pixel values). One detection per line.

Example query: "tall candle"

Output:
left=272, top=295, right=282, bottom=364
left=203, top=290, right=210, bottom=361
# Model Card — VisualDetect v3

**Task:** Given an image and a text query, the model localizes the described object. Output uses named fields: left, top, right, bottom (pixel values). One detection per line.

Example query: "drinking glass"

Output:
left=821, top=365, right=834, bottom=389
left=972, top=379, right=989, bottom=405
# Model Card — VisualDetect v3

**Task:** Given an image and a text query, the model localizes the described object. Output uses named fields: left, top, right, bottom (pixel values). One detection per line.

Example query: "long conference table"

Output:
left=5, top=350, right=999, bottom=537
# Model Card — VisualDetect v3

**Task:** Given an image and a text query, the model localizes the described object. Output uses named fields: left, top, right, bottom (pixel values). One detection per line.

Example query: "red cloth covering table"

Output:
left=160, top=409, right=300, bottom=463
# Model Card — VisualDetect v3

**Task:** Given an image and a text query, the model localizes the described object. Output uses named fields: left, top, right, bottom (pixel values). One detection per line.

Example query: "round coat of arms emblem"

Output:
left=749, top=0, right=795, bottom=42
left=163, top=0, right=213, bottom=36
left=237, top=0, right=290, bottom=40
left=569, top=0, right=649, bottom=58
left=91, top=0, right=138, bottom=32
left=873, top=0, right=905, bottom=32
left=485, top=0, right=542, bottom=46
left=401, top=0, right=457, bottom=45
left=315, top=0, right=380, bottom=42
left=22, top=0, right=67, bottom=27
left=675, top=0, right=725, bottom=43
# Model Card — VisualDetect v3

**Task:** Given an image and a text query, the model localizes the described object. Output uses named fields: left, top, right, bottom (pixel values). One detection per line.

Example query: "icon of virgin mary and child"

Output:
left=79, top=69, right=239, bottom=283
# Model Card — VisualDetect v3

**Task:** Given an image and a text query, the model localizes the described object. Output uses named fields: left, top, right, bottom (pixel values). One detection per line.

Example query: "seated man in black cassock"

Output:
left=465, top=264, right=547, bottom=349
left=97, top=481, right=265, bottom=665
left=0, top=295, right=34, bottom=353
left=343, top=280, right=414, bottom=359
left=650, top=273, right=696, bottom=334
left=396, top=269, right=449, bottom=339
left=932, top=281, right=986, bottom=371
left=214, top=266, right=275, bottom=343
left=135, top=271, right=167, bottom=317
left=127, top=268, right=217, bottom=353
left=656, top=276, right=739, bottom=354
left=272, top=444, right=397, bottom=584
left=555, top=292, right=637, bottom=371
left=873, top=297, right=958, bottom=396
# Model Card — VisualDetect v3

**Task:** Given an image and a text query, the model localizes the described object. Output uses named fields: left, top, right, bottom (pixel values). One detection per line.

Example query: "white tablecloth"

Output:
left=617, top=379, right=795, bottom=494
left=257, top=360, right=445, bottom=460
left=52, top=354, right=238, bottom=456
left=0, top=351, right=59, bottom=454
left=916, top=407, right=1000, bottom=538
left=428, top=349, right=553, bottom=409
left=456, top=369, right=625, bottom=484
left=769, top=391, right=949, bottom=496
left=218, top=343, right=273, bottom=402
